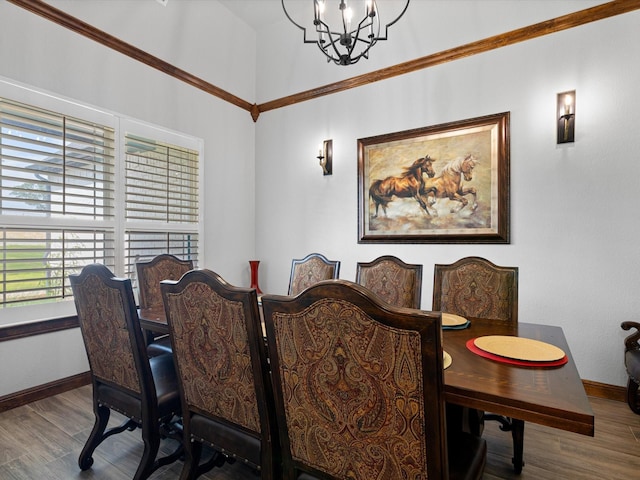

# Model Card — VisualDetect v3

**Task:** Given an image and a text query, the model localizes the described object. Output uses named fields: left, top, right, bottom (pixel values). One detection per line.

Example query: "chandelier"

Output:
left=282, top=0, right=410, bottom=66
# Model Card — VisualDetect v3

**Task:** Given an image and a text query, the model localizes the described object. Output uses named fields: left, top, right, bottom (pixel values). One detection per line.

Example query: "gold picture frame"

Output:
left=358, top=112, right=510, bottom=243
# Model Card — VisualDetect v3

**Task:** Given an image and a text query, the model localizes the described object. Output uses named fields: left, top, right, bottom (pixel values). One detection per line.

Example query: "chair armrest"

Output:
left=621, top=321, right=640, bottom=351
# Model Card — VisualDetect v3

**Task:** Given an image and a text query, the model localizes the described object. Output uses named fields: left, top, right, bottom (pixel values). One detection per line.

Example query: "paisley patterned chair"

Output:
left=69, top=264, right=182, bottom=480
left=288, top=253, right=340, bottom=296
left=433, top=256, right=518, bottom=324
left=355, top=255, right=423, bottom=309
left=136, top=254, right=194, bottom=356
left=161, top=269, right=278, bottom=479
left=433, top=256, right=522, bottom=472
left=621, top=321, right=640, bottom=414
left=262, top=279, right=486, bottom=480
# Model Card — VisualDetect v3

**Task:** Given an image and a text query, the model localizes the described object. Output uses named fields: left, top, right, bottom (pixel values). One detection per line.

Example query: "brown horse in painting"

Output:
left=421, top=154, right=478, bottom=215
left=369, top=155, right=436, bottom=218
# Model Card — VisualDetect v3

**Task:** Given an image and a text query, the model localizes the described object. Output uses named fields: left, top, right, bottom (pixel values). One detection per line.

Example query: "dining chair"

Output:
left=136, top=253, right=194, bottom=356
left=287, top=252, right=340, bottom=296
left=433, top=256, right=518, bottom=323
left=355, top=255, right=423, bottom=308
left=262, top=279, right=487, bottom=480
left=161, top=269, right=279, bottom=479
left=621, top=321, right=640, bottom=414
left=69, top=264, right=182, bottom=480
left=433, top=256, right=522, bottom=472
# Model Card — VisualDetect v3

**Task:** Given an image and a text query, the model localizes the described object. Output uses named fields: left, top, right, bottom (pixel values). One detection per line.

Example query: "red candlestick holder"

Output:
left=249, top=260, right=262, bottom=294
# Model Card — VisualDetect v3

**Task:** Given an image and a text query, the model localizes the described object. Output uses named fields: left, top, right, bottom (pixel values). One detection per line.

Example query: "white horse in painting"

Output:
left=421, top=155, right=478, bottom=215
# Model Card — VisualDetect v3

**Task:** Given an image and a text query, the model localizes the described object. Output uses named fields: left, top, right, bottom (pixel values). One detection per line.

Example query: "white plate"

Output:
left=443, top=351, right=452, bottom=369
left=473, top=336, right=565, bottom=362
left=442, top=313, right=468, bottom=327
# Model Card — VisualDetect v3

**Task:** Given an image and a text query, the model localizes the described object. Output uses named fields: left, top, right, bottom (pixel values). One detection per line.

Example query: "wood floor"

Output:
left=0, top=385, right=638, bottom=479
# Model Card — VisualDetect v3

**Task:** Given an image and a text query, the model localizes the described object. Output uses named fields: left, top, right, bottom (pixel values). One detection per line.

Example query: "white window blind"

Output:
left=0, top=98, right=115, bottom=219
left=125, top=133, right=199, bottom=223
left=0, top=97, right=116, bottom=309
left=1, top=228, right=115, bottom=307
left=124, top=133, right=200, bottom=283
left=124, top=231, right=199, bottom=281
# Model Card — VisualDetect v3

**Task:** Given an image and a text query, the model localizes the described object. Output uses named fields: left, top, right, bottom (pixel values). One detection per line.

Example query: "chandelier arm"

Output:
left=352, top=15, right=374, bottom=46
left=324, top=28, right=346, bottom=63
left=323, top=27, right=372, bottom=64
left=314, top=18, right=351, bottom=64
left=374, top=0, right=410, bottom=41
left=341, top=15, right=375, bottom=61
left=317, top=42, right=338, bottom=64
left=281, top=0, right=322, bottom=45
left=345, top=21, right=363, bottom=57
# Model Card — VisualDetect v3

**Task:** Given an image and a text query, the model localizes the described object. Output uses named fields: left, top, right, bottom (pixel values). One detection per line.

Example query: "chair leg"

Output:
left=627, top=378, right=640, bottom=414
left=79, top=403, right=110, bottom=470
left=195, top=447, right=227, bottom=477
left=131, top=418, right=184, bottom=480
left=180, top=440, right=203, bottom=480
left=133, top=423, right=162, bottom=480
left=79, top=401, right=140, bottom=471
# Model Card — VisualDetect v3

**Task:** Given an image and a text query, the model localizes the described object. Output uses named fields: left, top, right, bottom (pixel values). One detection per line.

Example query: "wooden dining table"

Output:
left=139, top=308, right=594, bottom=473
left=139, top=307, right=168, bottom=335
left=442, top=317, right=594, bottom=472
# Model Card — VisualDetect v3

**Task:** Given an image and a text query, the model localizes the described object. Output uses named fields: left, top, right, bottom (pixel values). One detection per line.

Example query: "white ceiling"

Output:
left=217, top=0, right=304, bottom=30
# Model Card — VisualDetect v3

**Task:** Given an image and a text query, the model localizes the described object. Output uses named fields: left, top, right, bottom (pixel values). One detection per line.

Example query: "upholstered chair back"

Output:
left=136, top=254, right=193, bottom=310
left=161, top=269, right=277, bottom=479
left=288, top=253, right=340, bottom=296
left=356, top=255, right=423, bottom=309
left=72, top=263, right=147, bottom=395
left=263, top=280, right=456, bottom=480
left=433, top=256, right=518, bottom=324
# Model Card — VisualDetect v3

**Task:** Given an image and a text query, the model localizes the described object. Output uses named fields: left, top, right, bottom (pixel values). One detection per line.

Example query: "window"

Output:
left=123, top=132, right=200, bottom=281
left=0, top=80, right=202, bottom=325
left=0, top=98, right=116, bottom=311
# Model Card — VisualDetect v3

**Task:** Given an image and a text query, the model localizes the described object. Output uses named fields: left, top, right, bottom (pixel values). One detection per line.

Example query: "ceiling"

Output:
left=217, top=1, right=303, bottom=30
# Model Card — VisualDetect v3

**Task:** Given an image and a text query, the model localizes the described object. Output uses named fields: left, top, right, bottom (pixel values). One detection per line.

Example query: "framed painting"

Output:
left=358, top=112, right=510, bottom=244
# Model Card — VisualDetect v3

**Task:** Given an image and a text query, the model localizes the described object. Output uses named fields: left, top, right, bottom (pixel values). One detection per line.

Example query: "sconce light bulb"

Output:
left=558, top=91, right=575, bottom=143
left=564, top=94, right=573, bottom=115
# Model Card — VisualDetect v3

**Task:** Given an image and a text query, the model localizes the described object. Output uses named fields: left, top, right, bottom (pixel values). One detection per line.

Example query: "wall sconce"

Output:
left=557, top=90, right=576, bottom=144
left=317, top=139, right=333, bottom=175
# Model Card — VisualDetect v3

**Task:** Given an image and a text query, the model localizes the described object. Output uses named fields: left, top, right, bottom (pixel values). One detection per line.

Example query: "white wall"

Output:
left=253, top=4, right=640, bottom=387
left=0, top=1, right=257, bottom=396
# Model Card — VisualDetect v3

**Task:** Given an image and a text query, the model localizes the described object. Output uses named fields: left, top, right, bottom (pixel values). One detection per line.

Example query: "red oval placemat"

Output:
left=466, top=339, right=568, bottom=367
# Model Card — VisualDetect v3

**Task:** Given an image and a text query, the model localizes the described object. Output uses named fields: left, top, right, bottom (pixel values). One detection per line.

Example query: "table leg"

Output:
left=484, top=414, right=525, bottom=474
left=511, top=418, right=525, bottom=474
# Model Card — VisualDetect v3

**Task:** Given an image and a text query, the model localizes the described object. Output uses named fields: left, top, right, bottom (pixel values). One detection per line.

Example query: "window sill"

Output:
left=0, top=316, right=79, bottom=343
